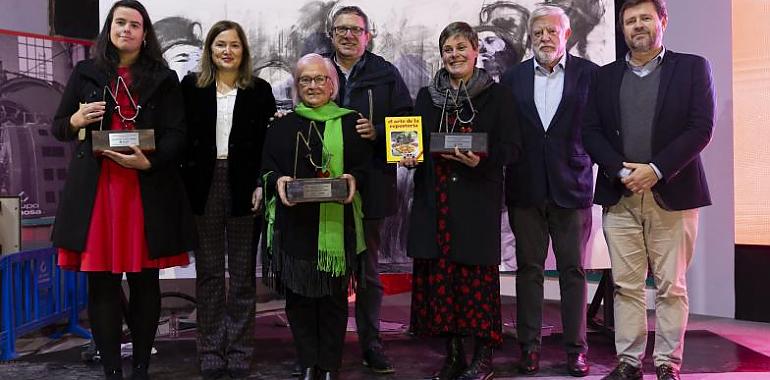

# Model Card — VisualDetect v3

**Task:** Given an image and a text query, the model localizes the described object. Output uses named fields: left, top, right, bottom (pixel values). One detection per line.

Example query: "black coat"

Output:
left=181, top=74, right=276, bottom=216
left=261, top=112, right=372, bottom=296
left=408, top=83, right=521, bottom=266
left=326, top=51, right=413, bottom=218
left=501, top=55, right=598, bottom=209
left=582, top=51, right=715, bottom=210
left=50, top=59, right=198, bottom=259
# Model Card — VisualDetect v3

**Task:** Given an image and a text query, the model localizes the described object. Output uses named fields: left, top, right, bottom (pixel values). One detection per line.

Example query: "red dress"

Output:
left=58, top=68, right=189, bottom=273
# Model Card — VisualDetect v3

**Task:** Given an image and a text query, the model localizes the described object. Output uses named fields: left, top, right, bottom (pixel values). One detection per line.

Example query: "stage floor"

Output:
left=1, top=294, right=769, bottom=379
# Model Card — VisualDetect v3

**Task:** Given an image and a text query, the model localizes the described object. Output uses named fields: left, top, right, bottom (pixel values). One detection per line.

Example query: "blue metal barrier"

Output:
left=0, top=248, right=91, bottom=360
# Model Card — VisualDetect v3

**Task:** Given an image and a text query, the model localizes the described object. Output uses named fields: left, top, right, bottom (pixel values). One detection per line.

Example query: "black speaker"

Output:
left=51, top=0, right=99, bottom=40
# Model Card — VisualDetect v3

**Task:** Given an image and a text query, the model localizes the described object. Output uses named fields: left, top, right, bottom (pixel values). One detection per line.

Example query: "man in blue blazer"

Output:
left=501, top=5, right=597, bottom=378
left=582, top=1, right=715, bottom=379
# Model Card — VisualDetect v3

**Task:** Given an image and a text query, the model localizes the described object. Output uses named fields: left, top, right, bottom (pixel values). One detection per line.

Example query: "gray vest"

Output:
left=619, top=66, right=662, bottom=163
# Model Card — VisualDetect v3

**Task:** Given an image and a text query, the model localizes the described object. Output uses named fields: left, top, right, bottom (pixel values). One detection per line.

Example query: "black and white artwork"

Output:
left=99, top=0, right=615, bottom=276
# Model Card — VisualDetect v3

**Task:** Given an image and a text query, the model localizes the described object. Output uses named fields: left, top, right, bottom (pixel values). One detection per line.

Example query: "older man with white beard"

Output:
left=501, top=5, right=598, bottom=378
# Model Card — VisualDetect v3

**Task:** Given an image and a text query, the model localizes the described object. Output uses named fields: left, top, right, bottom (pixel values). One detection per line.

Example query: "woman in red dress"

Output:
left=51, top=1, right=197, bottom=379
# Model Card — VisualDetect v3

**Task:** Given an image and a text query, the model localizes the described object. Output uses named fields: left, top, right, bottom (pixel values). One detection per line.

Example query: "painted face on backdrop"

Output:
left=531, top=14, right=571, bottom=67
left=477, top=30, right=510, bottom=80
left=331, top=13, right=370, bottom=61
left=297, top=61, right=332, bottom=107
left=621, top=1, right=667, bottom=54
left=211, top=29, right=243, bottom=73
left=441, top=34, right=479, bottom=84
left=163, top=44, right=202, bottom=81
left=110, top=6, right=145, bottom=56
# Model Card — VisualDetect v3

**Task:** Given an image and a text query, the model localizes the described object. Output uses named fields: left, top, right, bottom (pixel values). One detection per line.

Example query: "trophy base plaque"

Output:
left=286, top=178, right=348, bottom=203
left=429, top=132, right=488, bottom=154
left=92, top=129, right=156, bottom=155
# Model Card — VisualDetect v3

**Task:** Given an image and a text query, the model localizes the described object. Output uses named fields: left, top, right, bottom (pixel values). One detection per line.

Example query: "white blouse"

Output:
left=215, top=86, right=238, bottom=159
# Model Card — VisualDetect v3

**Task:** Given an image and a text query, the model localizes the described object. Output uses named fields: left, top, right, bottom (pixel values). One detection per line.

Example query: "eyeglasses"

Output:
left=332, top=26, right=366, bottom=36
left=298, top=75, right=329, bottom=87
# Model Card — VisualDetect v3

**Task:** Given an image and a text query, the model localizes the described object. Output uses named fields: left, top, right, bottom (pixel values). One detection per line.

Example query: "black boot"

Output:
left=425, top=335, right=467, bottom=380
left=104, top=368, right=123, bottom=380
left=456, top=339, right=494, bottom=380
left=130, top=362, right=149, bottom=380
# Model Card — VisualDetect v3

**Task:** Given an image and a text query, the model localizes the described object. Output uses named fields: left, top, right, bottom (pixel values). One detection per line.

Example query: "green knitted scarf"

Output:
left=278, top=101, right=364, bottom=275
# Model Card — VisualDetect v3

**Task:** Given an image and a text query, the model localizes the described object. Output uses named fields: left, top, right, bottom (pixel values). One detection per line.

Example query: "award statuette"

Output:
left=428, top=81, right=488, bottom=155
left=285, top=121, right=348, bottom=203
left=92, top=77, right=156, bottom=155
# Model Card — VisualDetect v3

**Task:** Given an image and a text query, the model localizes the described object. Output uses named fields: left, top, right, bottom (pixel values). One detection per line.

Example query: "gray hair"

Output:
left=292, top=53, right=340, bottom=105
left=528, top=5, right=571, bottom=35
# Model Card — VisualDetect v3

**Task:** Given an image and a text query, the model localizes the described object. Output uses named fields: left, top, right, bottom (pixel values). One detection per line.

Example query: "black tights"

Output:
left=87, top=270, right=160, bottom=372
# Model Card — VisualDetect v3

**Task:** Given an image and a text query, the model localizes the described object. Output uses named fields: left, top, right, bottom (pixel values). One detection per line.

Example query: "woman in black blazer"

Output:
left=180, top=20, right=276, bottom=379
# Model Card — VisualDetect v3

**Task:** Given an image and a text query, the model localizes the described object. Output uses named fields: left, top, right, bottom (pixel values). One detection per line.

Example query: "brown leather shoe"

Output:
left=567, top=353, right=590, bottom=377
left=518, top=351, right=539, bottom=375
left=655, top=364, right=681, bottom=380
left=601, top=362, right=642, bottom=380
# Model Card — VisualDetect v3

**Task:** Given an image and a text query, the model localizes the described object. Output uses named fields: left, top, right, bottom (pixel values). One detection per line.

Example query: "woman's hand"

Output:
left=441, top=146, right=480, bottom=168
left=251, top=187, right=263, bottom=213
left=276, top=176, right=296, bottom=207
left=70, top=101, right=106, bottom=131
left=340, top=174, right=356, bottom=204
left=102, top=146, right=151, bottom=170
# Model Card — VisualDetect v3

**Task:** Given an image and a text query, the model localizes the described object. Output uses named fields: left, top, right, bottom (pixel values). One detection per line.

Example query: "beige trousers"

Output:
left=602, top=191, right=699, bottom=370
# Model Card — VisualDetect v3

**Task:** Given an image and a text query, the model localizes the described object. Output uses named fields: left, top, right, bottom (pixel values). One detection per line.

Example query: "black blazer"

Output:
left=582, top=50, right=715, bottom=210
left=51, top=59, right=198, bottom=258
left=326, top=51, right=413, bottom=219
left=181, top=74, right=276, bottom=216
left=501, top=55, right=598, bottom=209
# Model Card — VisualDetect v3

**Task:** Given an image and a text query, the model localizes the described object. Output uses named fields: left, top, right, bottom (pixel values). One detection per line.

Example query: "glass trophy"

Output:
left=92, top=76, right=156, bottom=155
left=428, top=82, right=488, bottom=154
left=285, top=121, right=348, bottom=203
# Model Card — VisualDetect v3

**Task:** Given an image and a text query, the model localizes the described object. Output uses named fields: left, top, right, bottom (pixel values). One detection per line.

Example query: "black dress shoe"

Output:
left=200, top=368, right=227, bottom=380
left=228, top=368, right=251, bottom=379
left=518, top=351, right=540, bottom=375
left=601, top=362, right=643, bottom=380
left=130, top=363, right=150, bottom=380
left=363, top=347, right=395, bottom=374
left=104, top=368, right=123, bottom=380
left=317, top=370, right=339, bottom=380
left=300, top=367, right=317, bottom=380
left=655, top=364, right=680, bottom=380
left=456, top=343, right=494, bottom=380
left=567, top=353, right=590, bottom=377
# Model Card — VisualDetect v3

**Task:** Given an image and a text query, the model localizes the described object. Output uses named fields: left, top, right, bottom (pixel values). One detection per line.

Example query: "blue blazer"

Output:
left=501, top=54, right=598, bottom=209
left=581, top=50, right=715, bottom=210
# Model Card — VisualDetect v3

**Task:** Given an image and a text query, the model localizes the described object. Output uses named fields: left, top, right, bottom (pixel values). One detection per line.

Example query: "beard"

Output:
left=534, top=46, right=559, bottom=67
left=627, top=30, right=657, bottom=52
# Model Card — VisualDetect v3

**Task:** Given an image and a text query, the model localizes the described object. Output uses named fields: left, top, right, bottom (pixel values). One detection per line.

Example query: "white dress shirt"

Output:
left=215, top=86, right=238, bottom=159
left=533, top=54, right=567, bottom=131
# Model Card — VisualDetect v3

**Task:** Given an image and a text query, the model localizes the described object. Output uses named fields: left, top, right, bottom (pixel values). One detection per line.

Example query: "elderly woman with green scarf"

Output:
left=261, top=53, right=371, bottom=380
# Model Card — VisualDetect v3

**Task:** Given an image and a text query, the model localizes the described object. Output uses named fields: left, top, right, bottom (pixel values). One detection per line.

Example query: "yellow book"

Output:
left=385, top=116, right=423, bottom=163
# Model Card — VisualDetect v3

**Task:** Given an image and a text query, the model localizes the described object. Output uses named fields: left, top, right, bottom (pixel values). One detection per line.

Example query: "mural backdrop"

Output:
left=98, top=0, right=616, bottom=278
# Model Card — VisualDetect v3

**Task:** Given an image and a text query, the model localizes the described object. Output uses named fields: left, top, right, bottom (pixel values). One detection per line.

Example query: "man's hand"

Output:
left=355, top=113, right=376, bottom=141
left=251, top=187, right=263, bottom=213
left=621, top=162, right=659, bottom=194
